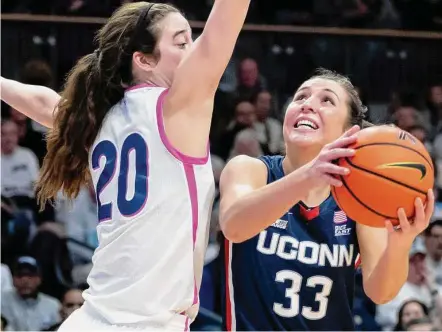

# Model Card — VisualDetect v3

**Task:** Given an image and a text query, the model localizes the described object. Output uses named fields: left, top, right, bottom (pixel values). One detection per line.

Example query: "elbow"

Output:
left=219, top=215, right=248, bottom=244
left=363, top=285, right=397, bottom=305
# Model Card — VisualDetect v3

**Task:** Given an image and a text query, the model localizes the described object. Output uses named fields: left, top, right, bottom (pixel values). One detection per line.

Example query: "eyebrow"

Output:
left=173, top=29, right=188, bottom=39
left=296, top=87, right=340, bottom=101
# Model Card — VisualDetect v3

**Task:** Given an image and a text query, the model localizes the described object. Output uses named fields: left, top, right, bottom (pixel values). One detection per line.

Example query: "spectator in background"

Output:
left=429, top=83, right=442, bottom=135
left=214, top=100, right=257, bottom=160
left=252, top=90, right=284, bottom=155
left=408, top=124, right=433, bottom=154
left=394, top=299, right=430, bottom=331
left=392, top=105, right=419, bottom=130
left=20, top=59, right=54, bottom=89
left=234, top=58, right=267, bottom=102
left=55, top=183, right=98, bottom=266
left=389, top=89, right=432, bottom=131
left=1, top=264, right=13, bottom=292
left=228, top=129, right=263, bottom=160
left=44, top=288, right=84, bottom=331
left=1, top=120, right=39, bottom=200
left=424, top=220, right=442, bottom=287
left=9, top=107, right=46, bottom=165
left=405, top=317, right=434, bottom=331
left=1, top=256, right=60, bottom=331
left=376, top=240, right=442, bottom=330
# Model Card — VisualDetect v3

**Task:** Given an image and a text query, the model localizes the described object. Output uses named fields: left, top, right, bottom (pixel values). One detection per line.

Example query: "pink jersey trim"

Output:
left=182, top=164, right=199, bottom=327
left=125, top=83, right=158, bottom=92
left=183, top=316, right=190, bottom=332
left=156, top=89, right=210, bottom=165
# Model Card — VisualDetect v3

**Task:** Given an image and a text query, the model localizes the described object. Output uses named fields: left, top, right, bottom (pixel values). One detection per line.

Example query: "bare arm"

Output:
left=164, top=0, right=250, bottom=156
left=219, top=155, right=311, bottom=243
left=357, top=192, right=434, bottom=304
left=1, top=77, right=60, bottom=128
left=356, top=224, right=407, bottom=304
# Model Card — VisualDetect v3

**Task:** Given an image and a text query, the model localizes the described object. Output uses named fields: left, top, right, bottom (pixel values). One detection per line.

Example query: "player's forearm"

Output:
left=221, top=167, right=310, bottom=243
left=362, top=241, right=411, bottom=304
left=0, top=77, right=60, bottom=128
left=185, top=0, right=250, bottom=89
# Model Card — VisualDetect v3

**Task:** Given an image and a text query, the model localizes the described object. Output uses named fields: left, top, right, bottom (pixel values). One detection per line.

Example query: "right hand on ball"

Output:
left=305, top=125, right=360, bottom=188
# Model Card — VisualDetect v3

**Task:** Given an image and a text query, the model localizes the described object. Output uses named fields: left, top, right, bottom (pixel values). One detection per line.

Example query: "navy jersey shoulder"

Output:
left=222, top=155, right=360, bottom=331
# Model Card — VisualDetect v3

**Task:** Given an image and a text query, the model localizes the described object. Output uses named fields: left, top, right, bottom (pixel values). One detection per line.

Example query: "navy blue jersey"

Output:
left=222, top=155, right=360, bottom=331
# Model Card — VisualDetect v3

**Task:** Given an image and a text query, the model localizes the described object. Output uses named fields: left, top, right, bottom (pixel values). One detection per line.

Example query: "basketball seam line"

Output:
left=353, top=143, right=434, bottom=170
left=338, top=174, right=400, bottom=220
left=345, top=157, right=428, bottom=196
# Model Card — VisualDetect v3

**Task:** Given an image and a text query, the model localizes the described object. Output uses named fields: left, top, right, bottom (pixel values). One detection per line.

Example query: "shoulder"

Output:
left=15, top=146, right=37, bottom=158
left=119, top=85, right=167, bottom=113
left=224, top=155, right=267, bottom=175
left=1, top=289, right=14, bottom=301
left=266, top=117, right=282, bottom=127
left=39, top=293, right=61, bottom=308
left=220, top=155, right=268, bottom=189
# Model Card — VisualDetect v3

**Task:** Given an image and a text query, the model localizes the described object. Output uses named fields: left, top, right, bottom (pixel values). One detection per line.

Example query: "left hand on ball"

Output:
left=385, top=189, right=435, bottom=245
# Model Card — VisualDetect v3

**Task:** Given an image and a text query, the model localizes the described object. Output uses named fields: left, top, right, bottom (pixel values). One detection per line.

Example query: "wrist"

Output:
left=386, top=236, right=413, bottom=253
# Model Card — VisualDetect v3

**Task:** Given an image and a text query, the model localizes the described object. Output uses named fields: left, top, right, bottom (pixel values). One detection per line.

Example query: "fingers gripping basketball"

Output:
left=331, top=125, right=434, bottom=228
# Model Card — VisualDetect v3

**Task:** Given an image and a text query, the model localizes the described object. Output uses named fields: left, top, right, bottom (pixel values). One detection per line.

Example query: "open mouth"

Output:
left=294, top=119, right=319, bottom=130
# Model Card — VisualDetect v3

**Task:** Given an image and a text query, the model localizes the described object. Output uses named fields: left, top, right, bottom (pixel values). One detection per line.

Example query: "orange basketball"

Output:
left=331, top=125, right=434, bottom=228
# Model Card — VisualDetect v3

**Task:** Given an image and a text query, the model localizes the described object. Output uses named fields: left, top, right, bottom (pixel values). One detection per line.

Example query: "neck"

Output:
left=134, top=72, right=171, bottom=89
left=283, top=145, right=330, bottom=207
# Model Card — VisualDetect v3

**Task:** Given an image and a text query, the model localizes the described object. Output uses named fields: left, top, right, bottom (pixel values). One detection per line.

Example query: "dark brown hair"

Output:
left=36, top=2, right=180, bottom=206
left=309, top=68, right=371, bottom=129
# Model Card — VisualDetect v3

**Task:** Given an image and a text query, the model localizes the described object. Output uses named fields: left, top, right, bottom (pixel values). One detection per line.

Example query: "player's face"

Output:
left=283, top=78, right=350, bottom=149
left=154, top=12, right=193, bottom=84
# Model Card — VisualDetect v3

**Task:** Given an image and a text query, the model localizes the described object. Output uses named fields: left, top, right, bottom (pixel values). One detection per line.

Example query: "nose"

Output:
left=300, top=97, right=317, bottom=113
left=301, top=105, right=315, bottom=113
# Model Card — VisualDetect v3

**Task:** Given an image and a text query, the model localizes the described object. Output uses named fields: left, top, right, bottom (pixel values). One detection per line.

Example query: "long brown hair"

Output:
left=36, top=2, right=180, bottom=207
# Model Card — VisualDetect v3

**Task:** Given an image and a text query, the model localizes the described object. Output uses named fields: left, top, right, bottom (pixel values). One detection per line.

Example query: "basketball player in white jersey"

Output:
left=1, top=1, right=250, bottom=330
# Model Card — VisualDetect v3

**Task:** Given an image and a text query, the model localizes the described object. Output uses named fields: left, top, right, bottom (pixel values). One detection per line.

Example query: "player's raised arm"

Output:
left=0, top=77, right=60, bottom=128
left=163, top=0, right=250, bottom=156
left=169, top=0, right=250, bottom=101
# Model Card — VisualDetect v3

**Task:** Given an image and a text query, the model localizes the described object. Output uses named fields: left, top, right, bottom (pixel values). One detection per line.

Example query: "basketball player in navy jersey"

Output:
left=219, top=69, right=434, bottom=331
left=1, top=1, right=251, bottom=330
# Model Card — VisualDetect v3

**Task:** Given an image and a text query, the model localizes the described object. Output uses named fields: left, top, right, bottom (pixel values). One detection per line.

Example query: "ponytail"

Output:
left=36, top=51, right=125, bottom=207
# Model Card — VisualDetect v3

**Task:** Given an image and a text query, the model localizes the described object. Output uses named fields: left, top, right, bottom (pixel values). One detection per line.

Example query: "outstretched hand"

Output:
left=385, top=189, right=435, bottom=246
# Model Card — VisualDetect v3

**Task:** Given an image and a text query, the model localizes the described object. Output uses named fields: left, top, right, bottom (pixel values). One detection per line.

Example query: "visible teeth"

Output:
left=296, top=119, right=317, bottom=129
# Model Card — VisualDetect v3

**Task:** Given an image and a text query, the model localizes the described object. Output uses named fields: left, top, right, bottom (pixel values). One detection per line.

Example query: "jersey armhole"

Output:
left=155, top=89, right=210, bottom=166
left=257, top=156, right=272, bottom=184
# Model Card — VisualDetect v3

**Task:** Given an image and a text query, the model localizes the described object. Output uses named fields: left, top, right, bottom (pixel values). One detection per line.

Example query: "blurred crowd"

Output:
left=2, top=55, right=442, bottom=331
left=2, top=1, right=442, bottom=331
left=2, top=0, right=442, bottom=31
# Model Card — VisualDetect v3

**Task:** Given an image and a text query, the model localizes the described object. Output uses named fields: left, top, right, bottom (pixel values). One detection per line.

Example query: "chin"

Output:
left=285, top=130, right=323, bottom=147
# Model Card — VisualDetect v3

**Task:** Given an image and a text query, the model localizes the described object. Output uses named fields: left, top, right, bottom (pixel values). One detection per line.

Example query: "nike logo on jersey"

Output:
left=379, top=162, right=427, bottom=179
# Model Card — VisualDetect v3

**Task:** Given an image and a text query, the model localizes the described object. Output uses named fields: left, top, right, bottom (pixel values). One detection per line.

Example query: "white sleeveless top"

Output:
left=83, top=84, right=215, bottom=328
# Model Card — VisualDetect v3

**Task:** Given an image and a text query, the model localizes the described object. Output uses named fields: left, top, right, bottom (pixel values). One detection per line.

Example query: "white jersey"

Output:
left=83, top=84, right=215, bottom=328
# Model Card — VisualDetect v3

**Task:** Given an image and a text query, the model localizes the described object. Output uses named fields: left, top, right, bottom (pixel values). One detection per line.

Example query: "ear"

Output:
left=132, top=51, right=157, bottom=72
